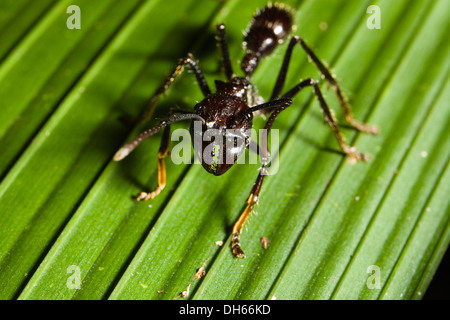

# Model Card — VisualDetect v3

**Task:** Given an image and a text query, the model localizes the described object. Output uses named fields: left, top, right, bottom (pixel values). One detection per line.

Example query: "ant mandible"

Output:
left=114, top=4, right=379, bottom=258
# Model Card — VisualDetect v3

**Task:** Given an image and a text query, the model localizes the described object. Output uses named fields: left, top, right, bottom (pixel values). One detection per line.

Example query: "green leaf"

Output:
left=0, top=0, right=448, bottom=300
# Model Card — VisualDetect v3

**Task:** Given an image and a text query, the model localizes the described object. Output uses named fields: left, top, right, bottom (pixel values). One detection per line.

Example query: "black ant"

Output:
left=114, top=4, right=378, bottom=258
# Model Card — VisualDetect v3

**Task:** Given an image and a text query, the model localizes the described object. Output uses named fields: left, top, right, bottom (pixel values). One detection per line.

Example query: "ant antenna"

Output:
left=238, top=98, right=292, bottom=122
left=114, top=113, right=205, bottom=161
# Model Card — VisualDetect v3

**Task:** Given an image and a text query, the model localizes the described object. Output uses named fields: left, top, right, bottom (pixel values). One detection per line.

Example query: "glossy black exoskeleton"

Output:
left=114, top=4, right=378, bottom=258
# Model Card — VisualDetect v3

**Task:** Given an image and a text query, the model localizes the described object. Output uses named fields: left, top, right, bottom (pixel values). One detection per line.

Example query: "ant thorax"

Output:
left=245, top=82, right=265, bottom=109
left=214, top=77, right=265, bottom=108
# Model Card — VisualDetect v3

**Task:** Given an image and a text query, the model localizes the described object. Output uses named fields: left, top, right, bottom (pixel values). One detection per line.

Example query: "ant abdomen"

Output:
left=241, top=4, right=293, bottom=76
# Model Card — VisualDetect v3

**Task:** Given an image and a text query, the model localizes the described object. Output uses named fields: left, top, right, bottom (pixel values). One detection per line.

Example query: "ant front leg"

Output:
left=283, top=78, right=369, bottom=163
left=231, top=142, right=270, bottom=258
left=271, top=36, right=379, bottom=135
left=231, top=99, right=291, bottom=258
left=136, top=124, right=170, bottom=201
left=138, top=53, right=211, bottom=124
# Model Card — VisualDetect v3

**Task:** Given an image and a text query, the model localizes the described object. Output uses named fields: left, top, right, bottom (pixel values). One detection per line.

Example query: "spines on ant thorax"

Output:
left=241, top=3, right=294, bottom=77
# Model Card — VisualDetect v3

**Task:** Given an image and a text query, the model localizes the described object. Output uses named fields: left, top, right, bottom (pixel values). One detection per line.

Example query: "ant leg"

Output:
left=231, top=170, right=265, bottom=258
left=134, top=108, right=203, bottom=201
left=231, top=106, right=285, bottom=258
left=269, top=36, right=298, bottom=101
left=139, top=53, right=211, bottom=124
left=284, top=78, right=369, bottom=162
left=232, top=141, right=270, bottom=258
left=136, top=125, right=171, bottom=201
left=216, top=24, right=234, bottom=80
left=231, top=78, right=367, bottom=257
left=136, top=108, right=200, bottom=200
left=271, top=36, right=378, bottom=134
left=114, top=113, right=204, bottom=201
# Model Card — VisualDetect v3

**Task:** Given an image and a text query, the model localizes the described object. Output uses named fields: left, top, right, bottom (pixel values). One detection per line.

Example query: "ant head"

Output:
left=192, top=94, right=253, bottom=175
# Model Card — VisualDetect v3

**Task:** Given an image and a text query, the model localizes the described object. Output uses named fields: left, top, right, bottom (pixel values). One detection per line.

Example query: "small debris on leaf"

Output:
left=260, top=236, right=270, bottom=249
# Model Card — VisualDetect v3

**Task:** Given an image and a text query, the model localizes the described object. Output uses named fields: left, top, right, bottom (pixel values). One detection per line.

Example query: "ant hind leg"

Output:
left=283, top=78, right=370, bottom=163
left=270, top=36, right=379, bottom=135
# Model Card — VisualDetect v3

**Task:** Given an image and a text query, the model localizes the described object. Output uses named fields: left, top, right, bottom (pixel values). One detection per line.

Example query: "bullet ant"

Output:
left=114, top=4, right=378, bottom=258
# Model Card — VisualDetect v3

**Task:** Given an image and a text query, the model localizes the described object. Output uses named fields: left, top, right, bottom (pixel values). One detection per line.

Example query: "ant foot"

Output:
left=231, top=232, right=245, bottom=258
left=136, top=192, right=151, bottom=201
left=343, top=145, right=370, bottom=164
left=348, top=119, right=379, bottom=135
left=136, top=190, right=157, bottom=201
